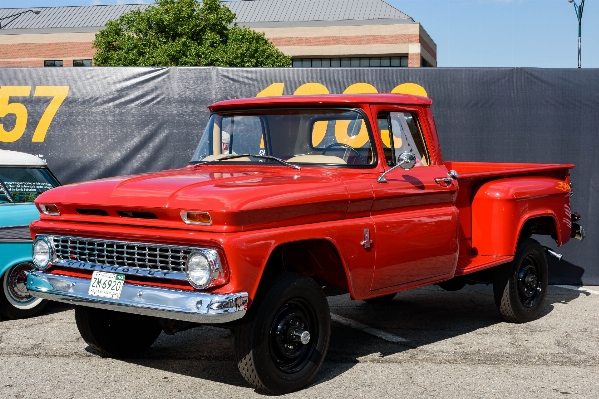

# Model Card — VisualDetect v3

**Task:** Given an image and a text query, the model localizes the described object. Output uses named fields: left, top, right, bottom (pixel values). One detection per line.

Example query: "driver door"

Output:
left=370, top=109, right=459, bottom=291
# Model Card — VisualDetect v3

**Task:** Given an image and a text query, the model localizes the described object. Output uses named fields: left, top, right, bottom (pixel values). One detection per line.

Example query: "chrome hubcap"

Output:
left=6, top=263, right=35, bottom=303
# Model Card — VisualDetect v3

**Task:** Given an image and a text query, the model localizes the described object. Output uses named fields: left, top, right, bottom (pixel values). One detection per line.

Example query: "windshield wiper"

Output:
left=193, top=154, right=301, bottom=171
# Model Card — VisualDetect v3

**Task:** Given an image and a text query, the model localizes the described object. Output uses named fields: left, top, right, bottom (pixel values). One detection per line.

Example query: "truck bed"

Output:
left=444, top=161, right=574, bottom=275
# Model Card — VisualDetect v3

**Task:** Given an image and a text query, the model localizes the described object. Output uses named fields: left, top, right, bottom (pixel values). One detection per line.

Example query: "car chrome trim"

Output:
left=32, top=235, right=56, bottom=269
left=571, top=223, right=585, bottom=241
left=377, top=152, right=417, bottom=183
left=26, top=271, right=248, bottom=324
left=38, top=235, right=220, bottom=280
left=51, top=259, right=189, bottom=281
left=360, top=228, right=373, bottom=249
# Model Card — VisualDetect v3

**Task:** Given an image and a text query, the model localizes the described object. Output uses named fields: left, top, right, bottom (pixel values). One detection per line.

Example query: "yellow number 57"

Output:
left=0, top=85, right=69, bottom=143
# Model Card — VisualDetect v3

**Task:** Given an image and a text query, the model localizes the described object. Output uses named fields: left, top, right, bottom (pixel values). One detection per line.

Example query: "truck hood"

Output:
left=35, top=167, right=349, bottom=232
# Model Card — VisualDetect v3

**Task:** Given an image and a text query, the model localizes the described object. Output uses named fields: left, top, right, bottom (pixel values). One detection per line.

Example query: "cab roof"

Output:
left=209, top=93, right=432, bottom=112
left=0, top=149, right=47, bottom=166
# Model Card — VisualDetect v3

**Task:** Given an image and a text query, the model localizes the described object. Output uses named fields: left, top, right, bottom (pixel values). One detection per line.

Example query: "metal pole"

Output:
left=571, top=0, right=585, bottom=68
left=578, top=36, right=581, bottom=69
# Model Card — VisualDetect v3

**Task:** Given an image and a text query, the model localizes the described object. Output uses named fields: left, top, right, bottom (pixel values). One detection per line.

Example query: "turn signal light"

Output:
left=38, top=204, right=60, bottom=216
left=181, top=211, right=212, bottom=225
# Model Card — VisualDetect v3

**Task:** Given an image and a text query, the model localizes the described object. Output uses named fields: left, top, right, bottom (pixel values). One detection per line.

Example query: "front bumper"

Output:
left=26, top=271, right=248, bottom=324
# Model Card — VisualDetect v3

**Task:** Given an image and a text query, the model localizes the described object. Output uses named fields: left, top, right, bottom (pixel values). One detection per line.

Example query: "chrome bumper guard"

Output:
left=26, top=271, right=248, bottom=324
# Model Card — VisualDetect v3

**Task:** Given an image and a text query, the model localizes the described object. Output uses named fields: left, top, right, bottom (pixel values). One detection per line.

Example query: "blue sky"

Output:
left=1, top=0, right=596, bottom=68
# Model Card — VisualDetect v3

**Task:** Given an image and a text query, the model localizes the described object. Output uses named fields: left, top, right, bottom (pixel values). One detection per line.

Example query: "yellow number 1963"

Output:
left=0, top=85, right=69, bottom=143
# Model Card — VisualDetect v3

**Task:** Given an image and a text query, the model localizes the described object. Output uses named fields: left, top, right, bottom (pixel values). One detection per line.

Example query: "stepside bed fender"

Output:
left=471, top=176, right=571, bottom=256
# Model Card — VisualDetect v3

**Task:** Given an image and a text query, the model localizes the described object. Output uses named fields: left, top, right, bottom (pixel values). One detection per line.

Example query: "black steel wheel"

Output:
left=235, top=273, right=330, bottom=395
left=75, top=307, right=162, bottom=357
left=270, top=298, right=318, bottom=373
left=493, top=238, right=548, bottom=323
left=0, top=262, right=47, bottom=320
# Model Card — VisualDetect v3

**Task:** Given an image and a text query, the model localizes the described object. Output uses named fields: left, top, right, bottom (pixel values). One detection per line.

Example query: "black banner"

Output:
left=0, top=67, right=596, bottom=284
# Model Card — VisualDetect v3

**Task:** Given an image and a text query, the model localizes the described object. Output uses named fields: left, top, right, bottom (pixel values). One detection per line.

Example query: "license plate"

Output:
left=88, top=271, right=125, bottom=299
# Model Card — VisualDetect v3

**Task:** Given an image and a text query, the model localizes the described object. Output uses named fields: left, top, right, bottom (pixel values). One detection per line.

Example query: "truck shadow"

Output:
left=116, top=284, right=586, bottom=393
left=0, top=301, right=74, bottom=323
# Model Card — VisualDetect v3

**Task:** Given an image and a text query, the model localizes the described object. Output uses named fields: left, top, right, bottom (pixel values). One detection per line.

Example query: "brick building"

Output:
left=0, top=0, right=436, bottom=68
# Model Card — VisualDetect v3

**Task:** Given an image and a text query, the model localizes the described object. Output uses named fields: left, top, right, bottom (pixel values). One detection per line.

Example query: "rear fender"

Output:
left=471, top=177, right=571, bottom=256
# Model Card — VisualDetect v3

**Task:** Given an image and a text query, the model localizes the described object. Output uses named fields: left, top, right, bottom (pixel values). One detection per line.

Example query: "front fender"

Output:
left=0, top=241, right=34, bottom=277
left=220, top=218, right=376, bottom=301
left=471, top=176, right=571, bottom=256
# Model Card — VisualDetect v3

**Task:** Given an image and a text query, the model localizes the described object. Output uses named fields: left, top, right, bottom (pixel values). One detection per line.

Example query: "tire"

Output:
left=437, top=278, right=467, bottom=292
left=234, top=273, right=331, bottom=395
left=363, top=293, right=396, bottom=304
left=75, top=306, right=162, bottom=357
left=493, top=238, right=548, bottom=323
left=0, top=262, right=47, bottom=320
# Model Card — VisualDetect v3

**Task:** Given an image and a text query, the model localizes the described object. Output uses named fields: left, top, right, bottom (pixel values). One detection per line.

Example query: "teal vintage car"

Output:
left=0, top=150, right=60, bottom=319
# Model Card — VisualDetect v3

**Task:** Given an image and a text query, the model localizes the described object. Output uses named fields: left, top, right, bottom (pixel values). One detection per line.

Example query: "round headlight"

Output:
left=32, top=238, right=51, bottom=269
left=186, top=252, right=212, bottom=289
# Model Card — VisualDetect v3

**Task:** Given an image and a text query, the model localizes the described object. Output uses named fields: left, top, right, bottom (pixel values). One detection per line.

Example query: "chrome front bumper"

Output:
left=26, top=271, right=248, bottom=324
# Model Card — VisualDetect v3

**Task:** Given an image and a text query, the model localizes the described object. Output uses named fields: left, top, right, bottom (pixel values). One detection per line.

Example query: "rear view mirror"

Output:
left=377, top=152, right=418, bottom=183
left=397, top=152, right=416, bottom=170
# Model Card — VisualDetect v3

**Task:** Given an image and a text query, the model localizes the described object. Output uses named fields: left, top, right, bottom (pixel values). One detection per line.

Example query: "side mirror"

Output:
left=397, top=152, right=417, bottom=170
left=377, top=152, right=418, bottom=183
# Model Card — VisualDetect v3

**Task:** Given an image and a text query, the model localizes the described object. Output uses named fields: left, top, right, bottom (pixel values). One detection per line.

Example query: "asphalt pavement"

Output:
left=1, top=284, right=598, bottom=398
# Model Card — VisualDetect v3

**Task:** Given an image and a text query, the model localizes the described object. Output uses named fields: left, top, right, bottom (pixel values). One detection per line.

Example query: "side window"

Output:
left=0, top=185, right=10, bottom=204
left=0, top=167, right=58, bottom=203
left=389, top=112, right=430, bottom=167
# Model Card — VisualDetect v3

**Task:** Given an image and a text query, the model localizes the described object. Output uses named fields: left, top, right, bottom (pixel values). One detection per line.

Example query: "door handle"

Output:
left=435, top=170, right=458, bottom=187
left=434, top=177, right=453, bottom=185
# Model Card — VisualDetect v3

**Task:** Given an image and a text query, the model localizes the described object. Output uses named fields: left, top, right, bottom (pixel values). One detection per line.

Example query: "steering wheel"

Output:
left=322, top=143, right=366, bottom=165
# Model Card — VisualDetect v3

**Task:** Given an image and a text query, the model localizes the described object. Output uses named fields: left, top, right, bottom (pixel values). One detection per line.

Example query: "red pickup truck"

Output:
left=27, top=94, right=583, bottom=394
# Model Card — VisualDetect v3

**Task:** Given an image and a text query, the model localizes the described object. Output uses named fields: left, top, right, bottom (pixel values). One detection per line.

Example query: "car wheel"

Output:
left=0, top=262, right=47, bottom=320
left=234, top=273, right=331, bottom=395
left=75, top=306, right=162, bottom=357
left=493, top=238, right=548, bottom=323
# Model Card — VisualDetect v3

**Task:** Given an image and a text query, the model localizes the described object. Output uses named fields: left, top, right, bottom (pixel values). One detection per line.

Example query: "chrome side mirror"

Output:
left=377, top=152, right=417, bottom=183
left=397, top=152, right=417, bottom=170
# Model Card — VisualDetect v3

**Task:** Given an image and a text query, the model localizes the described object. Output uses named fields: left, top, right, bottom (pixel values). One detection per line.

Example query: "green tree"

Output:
left=93, top=0, right=291, bottom=67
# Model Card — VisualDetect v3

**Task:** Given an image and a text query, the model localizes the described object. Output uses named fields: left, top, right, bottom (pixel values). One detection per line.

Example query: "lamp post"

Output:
left=568, top=0, right=585, bottom=68
left=0, top=9, right=41, bottom=29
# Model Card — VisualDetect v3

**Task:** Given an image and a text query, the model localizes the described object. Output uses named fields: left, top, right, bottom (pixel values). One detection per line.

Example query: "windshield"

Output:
left=191, top=109, right=376, bottom=167
left=0, top=167, right=60, bottom=204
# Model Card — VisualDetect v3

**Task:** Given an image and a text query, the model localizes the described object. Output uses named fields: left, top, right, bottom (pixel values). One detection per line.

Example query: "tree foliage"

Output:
left=93, top=0, right=291, bottom=67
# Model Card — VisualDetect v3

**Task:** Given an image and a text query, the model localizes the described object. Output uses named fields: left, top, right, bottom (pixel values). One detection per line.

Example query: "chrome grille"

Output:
left=51, top=236, right=190, bottom=274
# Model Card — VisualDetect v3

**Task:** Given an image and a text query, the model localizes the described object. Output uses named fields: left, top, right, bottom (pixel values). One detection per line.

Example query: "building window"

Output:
left=73, top=59, right=92, bottom=67
left=421, top=58, right=430, bottom=67
left=292, top=56, right=409, bottom=68
left=44, top=60, right=63, bottom=67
